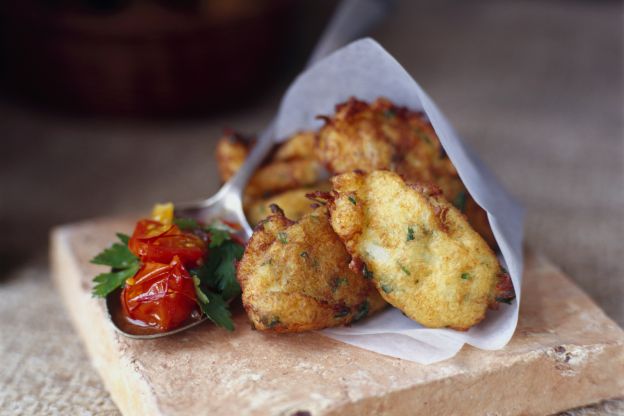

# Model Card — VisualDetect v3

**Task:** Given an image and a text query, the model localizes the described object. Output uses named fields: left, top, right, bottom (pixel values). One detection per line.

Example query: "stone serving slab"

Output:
left=50, top=217, right=624, bottom=416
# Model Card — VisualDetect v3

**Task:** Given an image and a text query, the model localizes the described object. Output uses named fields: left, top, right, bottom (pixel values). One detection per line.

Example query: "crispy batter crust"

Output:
left=326, top=171, right=514, bottom=330
left=237, top=205, right=386, bottom=333
left=244, top=159, right=326, bottom=199
left=272, top=131, right=318, bottom=162
left=215, top=130, right=251, bottom=182
left=317, top=97, right=497, bottom=249
left=216, top=130, right=327, bottom=202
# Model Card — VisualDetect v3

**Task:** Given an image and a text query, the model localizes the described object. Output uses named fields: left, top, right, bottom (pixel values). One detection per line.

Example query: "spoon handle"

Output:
left=306, top=0, right=395, bottom=68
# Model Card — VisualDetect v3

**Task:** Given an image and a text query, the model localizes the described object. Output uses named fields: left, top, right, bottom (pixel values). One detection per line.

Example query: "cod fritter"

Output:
left=325, top=171, right=514, bottom=331
left=272, top=131, right=317, bottom=161
left=317, top=97, right=497, bottom=250
left=215, top=130, right=327, bottom=200
left=237, top=205, right=386, bottom=333
left=216, top=130, right=251, bottom=183
left=245, top=159, right=325, bottom=199
left=216, top=130, right=328, bottom=223
left=317, top=97, right=462, bottom=199
left=246, top=182, right=332, bottom=226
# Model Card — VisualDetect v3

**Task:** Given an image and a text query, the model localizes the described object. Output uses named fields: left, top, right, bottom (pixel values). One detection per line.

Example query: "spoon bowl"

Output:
left=106, top=288, right=206, bottom=339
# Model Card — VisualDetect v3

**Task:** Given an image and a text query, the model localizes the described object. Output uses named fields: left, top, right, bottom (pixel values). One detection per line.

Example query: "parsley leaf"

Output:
left=461, top=272, right=471, bottom=280
left=91, top=233, right=139, bottom=297
left=266, top=316, right=281, bottom=328
left=209, top=228, right=230, bottom=247
left=453, top=191, right=467, bottom=212
left=192, top=276, right=209, bottom=303
left=277, top=232, right=288, bottom=244
left=173, top=217, right=200, bottom=230
left=406, top=227, right=415, bottom=241
left=398, top=262, right=411, bottom=275
left=195, top=240, right=244, bottom=301
left=206, top=221, right=234, bottom=248
left=495, top=296, right=513, bottom=305
left=92, top=263, right=140, bottom=298
left=116, top=233, right=130, bottom=245
left=348, top=195, right=357, bottom=205
left=383, top=108, right=396, bottom=119
left=353, top=300, right=370, bottom=322
left=418, top=131, right=433, bottom=145
left=331, top=276, right=348, bottom=292
left=333, top=307, right=350, bottom=318
left=194, top=288, right=235, bottom=331
left=90, top=234, right=137, bottom=269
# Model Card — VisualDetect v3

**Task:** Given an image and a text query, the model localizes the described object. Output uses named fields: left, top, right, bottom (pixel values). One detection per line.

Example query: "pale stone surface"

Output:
left=50, top=218, right=624, bottom=416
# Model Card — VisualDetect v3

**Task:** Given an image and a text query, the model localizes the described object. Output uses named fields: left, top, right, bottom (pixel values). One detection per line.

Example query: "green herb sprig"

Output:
left=91, top=233, right=139, bottom=297
left=91, top=219, right=244, bottom=332
left=187, top=220, right=244, bottom=331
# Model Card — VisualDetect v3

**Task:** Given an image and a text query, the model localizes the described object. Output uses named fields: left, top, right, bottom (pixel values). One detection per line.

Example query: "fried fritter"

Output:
left=245, top=159, right=326, bottom=199
left=215, top=130, right=326, bottom=200
left=317, top=97, right=497, bottom=250
left=317, top=97, right=461, bottom=197
left=237, top=205, right=386, bottom=333
left=272, top=131, right=317, bottom=161
left=325, top=170, right=514, bottom=331
left=215, top=131, right=250, bottom=182
left=215, top=130, right=319, bottom=181
left=246, top=182, right=332, bottom=226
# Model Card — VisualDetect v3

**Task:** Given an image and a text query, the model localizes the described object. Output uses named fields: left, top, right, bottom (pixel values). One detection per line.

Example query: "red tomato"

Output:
left=121, top=256, right=198, bottom=331
left=128, top=220, right=206, bottom=267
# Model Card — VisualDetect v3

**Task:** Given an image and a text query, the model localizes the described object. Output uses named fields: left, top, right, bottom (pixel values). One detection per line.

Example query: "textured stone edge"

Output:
left=50, top=226, right=161, bottom=416
left=327, top=344, right=624, bottom=416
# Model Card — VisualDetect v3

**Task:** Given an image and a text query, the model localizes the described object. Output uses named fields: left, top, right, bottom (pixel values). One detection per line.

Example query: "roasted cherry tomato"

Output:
left=128, top=219, right=206, bottom=267
left=121, top=256, right=198, bottom=331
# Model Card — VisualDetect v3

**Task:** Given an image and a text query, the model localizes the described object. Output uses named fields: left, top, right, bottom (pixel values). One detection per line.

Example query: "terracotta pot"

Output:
left=0, top=0, right=292, bottom=116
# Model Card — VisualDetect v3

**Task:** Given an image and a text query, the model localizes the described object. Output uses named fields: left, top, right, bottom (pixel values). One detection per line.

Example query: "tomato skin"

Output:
left=121, top=256, right=198, bottom=331
left=129, top=220, right=206, bottom=268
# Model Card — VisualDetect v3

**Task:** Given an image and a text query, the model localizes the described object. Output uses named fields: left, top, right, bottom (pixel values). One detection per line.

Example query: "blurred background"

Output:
left=0, top=0, right=622, bottom=413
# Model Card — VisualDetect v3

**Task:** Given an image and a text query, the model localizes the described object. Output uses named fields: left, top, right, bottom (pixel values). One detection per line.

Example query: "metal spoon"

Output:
left=107, top=0, right=395, bottom=339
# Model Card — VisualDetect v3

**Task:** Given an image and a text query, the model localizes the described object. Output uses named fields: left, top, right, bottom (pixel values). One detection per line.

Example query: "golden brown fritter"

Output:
left=317, top=97, right=461, bottom=198
left=317, top=97, right=497, bottom=250
left=215, top=130, right=319, bottom=181
left=237, top=205, right=387, bottom=333
left=244, top=159, right=326, bottom=199
left=325, top=170, right=514, bottom=331
left=215, top=130, right=326, bottom=201
left=272, top=131, right=317, bottom=161
left=215, top=131, right=250, bottom=182
left=245, top=182, right=332, bottom=226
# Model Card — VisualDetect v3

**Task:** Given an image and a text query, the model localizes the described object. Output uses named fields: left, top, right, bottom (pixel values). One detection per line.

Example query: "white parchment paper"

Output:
left=272, top=38, right=525, bottom=364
